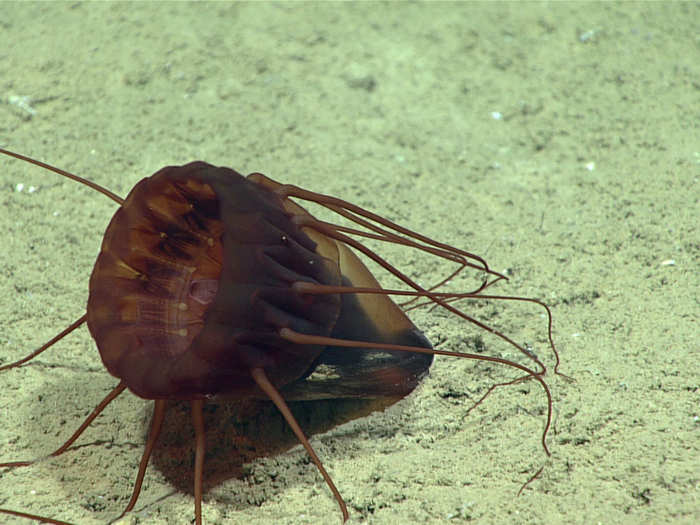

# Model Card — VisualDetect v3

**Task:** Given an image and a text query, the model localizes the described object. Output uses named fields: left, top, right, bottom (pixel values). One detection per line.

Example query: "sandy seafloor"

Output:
left=0, top=3, right=697, bottom=525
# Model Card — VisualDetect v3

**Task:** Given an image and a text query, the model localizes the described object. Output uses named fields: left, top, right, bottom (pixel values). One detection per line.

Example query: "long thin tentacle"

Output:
left=0, top=508, right=74, bottom=525
left=0, top=381, right=127, bottom=469
left=191, top=399, right=205, bottom=525
left=0, top=315, right=87, bottom=371
left=0, top=148, right=123, bottom=205
left=0, top=382, right=127, bottom=524
left=251, top=367, right=350, bottom=523
left=116, top=399, right=167, bottom=520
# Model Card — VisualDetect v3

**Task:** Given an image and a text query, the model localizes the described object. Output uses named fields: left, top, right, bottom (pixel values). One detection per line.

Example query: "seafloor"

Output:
left=0, top=3, right=697, bottom=525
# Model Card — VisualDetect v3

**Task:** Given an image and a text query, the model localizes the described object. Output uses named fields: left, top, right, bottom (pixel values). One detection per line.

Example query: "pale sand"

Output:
left=0, top=3, right=697, bottom=524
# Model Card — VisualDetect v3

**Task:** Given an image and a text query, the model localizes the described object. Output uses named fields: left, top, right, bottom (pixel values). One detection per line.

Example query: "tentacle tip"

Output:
left=556, top=370, right=576, bottom=383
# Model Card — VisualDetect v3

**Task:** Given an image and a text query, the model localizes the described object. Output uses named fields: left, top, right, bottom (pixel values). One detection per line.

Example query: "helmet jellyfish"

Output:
left=0, top=148, right=562, bottom=524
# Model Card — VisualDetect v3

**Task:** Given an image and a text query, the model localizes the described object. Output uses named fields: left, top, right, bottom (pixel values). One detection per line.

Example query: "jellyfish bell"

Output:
left=86, top=161, right=434, bottom=402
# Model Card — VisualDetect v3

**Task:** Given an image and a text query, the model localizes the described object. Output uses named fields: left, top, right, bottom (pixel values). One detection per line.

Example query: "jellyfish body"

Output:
left=0, top=149, right=558, bottom=525
left=88, top=162, right=433, bottom=402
